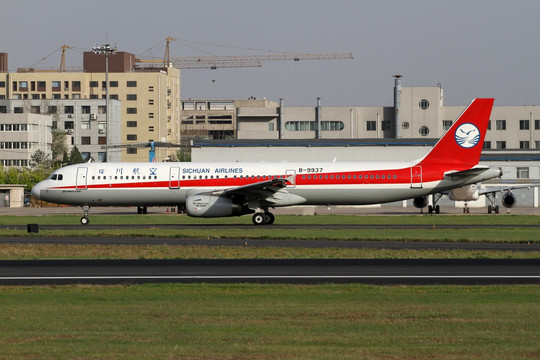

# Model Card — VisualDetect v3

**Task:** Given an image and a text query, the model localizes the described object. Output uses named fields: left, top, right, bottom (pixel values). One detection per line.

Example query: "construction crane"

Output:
left=18, top=44, right=80, bottom=73
left=136, top=37, right=353, bottom=70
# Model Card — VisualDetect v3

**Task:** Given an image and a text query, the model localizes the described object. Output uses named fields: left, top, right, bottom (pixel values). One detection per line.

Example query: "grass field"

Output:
left=1, top=214, right=540, bottom=243
left=0, top=284, right=538, bottom=360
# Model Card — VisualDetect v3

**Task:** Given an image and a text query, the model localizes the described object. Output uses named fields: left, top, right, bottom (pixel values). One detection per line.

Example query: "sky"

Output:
left=2, top=0, right=540, bottom=106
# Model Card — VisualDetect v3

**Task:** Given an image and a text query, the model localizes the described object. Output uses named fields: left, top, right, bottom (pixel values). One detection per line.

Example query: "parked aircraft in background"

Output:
left=413, top=183, right=539, bottom=214
left=32, top=98, right=501, bottom=225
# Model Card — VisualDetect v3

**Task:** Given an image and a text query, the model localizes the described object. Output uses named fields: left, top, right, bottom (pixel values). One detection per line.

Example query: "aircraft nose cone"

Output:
left=31, top=182, right=42, bottom=200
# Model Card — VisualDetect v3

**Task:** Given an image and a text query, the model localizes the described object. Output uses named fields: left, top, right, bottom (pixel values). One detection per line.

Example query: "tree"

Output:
left=176, top=149, right=191, bottom=162
left=30, top=149, right=51, bottom=169
left=69, top=146, right=84, bottom=164
left=51, top=129, right=68, bottom=166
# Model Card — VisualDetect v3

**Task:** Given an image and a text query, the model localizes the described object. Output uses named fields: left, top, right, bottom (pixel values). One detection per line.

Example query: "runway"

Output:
left=1, top=259, right=539, bottom=285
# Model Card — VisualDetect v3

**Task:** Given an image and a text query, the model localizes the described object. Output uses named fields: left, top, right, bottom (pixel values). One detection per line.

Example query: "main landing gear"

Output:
left=80, top=205, right=90, bottom=225
left=427, top=193, right=443, bottom=214
left=252, top=211, right=275, bottom=225
left=485, top=193, right=500, bottom=214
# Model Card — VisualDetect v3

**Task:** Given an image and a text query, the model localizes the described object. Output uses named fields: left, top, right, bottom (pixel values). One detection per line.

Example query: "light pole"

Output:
left=92, top=44, right=117, bottom=162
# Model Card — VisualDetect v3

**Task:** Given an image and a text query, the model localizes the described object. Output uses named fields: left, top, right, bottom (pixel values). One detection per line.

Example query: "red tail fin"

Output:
left=418, top=98, right=494, bottom=169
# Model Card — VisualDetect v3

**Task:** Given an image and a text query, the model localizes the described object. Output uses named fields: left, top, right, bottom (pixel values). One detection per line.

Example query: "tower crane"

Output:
left=136, top=37, right=353, bottom=69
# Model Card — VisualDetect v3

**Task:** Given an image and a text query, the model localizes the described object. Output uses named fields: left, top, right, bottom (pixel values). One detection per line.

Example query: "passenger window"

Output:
left=58, top=174, right=63, bottom=180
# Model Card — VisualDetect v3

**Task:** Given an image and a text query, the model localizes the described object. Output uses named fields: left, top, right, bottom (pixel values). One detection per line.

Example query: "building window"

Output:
left=419, top=99, right=429, bottom=110
left=402, top=122, right=409, bottom=129
left=520, top=141, right=530, bottom=149
left=321, top=121, right=345, bottom=131
left=64, top=106, right=74, bottom=114
left=37, top=81, right=46, bottom=91
left=98, top=152, right=106, bottom=162
left=89, top=81, right=99, bottom=88
left=109, top=81, right=118, bottom=87
left=0, top=81, right=5, bottom=88
left=517, top=167, right=529, bottom=179
left=127, top=134, right=137, bottom=141
left=30, top=106, right=40, bottom=114
left=535, top=120, right=540, bottom=130
left=19, top=81, right=28, bottom=91
left=419, top=126, right=429, bottom=136
left=442, top=120, right=452, bottom=131
left=64, top=121, right=74, bottom=130
left=126, top=108, right=137, bottom=114
left=81, top=122, right=90, bottom=130
left=483, top=141, right=491, bottom=149
left=109, top=94, right=119, bottom=100
left=81, top=106, right=91, bottom=114
left=366, top=121, right=376, bottom=131
left=381, top=121, right=391, bottom=131
left=127, top=94, right=137, bottom=101
left=127, top=81, right=137, bottom=87
left=268, top=123, right=274, bottom=131
left=285, top=121, right=315, bottom=131
left=82, top=152, right=91, bottom=161
left=127, top=121, right=137, bottom=128
left=98, top=137, right=107, bottom=145
left=496, top=141, right=506, bottom=149
left=127, top=148, right=137, bottom=154
left=52, top=81, right=61, bottom=91
left=81, top=137, right=91, bottom=145
left=535, top=141, right=540, bottom=149
left=14, top=107, right=23, bottom=113
left=98, top=106, right=106, bottom=114
left=519, top=120, right=530, bottom=130
left=496, top=120, right=506, bottom=130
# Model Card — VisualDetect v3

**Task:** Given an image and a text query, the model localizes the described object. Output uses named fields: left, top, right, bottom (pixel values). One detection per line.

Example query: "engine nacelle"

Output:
left=448, top=184, right=479, bottom=201
left=502, top=191, right=517, bottom=208
left=186, top=195, right=243, bottom=217
left=413, top=196, right=428, bottom=208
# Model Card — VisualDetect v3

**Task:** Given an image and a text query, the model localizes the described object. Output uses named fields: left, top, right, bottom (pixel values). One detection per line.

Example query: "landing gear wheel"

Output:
left=488, top=205, right=493, bottom=214
left=435, top=205, right=440, bottom=214
left=252, top=213, right=266, bottom=225
left=428, top=205, right=433, bottom=214
left=81, top=216, right=89, bottom=225
left=495, top=205, right=500, bottom=214
left=264, top=212, right=275, bottom=225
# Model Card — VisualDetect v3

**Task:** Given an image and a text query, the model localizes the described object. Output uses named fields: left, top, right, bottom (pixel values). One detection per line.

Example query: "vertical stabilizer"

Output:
left=418, top=98, right=494, bottom=169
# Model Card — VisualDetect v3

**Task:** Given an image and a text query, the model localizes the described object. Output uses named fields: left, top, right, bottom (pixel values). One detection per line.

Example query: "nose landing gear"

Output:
left=80, top=205, right=90, bottom=225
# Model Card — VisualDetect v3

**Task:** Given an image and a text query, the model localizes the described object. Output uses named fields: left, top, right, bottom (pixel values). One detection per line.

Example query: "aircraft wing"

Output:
left=198, top=176, right=305, bottom=207
left=478, top=184, right=540, bottom=195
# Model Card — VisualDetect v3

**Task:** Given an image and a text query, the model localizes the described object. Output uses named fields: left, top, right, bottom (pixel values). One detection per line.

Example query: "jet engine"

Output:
left=412, top=196, right=428, bottom=209
left=448, top=184, right=479, bottom=201
left=501, top=191, right=517, bottom=208
left=186, top=195, right=245, bottom=217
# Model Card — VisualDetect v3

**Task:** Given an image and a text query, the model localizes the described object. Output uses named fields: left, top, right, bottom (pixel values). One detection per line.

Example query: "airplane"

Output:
left=414, top=183, right=540, bottom=214
left=32, top=98, right=502, bottom=225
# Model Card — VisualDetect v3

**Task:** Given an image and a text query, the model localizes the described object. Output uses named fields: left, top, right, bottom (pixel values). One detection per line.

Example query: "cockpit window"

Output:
left=49, top=174, right=63, bottom=181
left=50, top=174, right=57, bottom=180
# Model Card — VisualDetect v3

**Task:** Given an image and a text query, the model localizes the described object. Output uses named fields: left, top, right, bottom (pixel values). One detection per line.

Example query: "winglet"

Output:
left=418, top=98, right=494, bottom=169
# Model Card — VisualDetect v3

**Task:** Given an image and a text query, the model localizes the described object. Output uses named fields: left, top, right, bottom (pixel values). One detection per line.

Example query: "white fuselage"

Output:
left=32, top=161, right=500, bottom=208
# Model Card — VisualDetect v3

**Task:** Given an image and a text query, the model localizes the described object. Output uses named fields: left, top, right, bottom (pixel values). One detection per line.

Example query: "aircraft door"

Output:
left=285, top=169, right=296, bottom=188
left=169, top=167, right=181, bottom=189
left=410, top=166, right=423, bottom=189
left=76, top=167, right=88, bottom=190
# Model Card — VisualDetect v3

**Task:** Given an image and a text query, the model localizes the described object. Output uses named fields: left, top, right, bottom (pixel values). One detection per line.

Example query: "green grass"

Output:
left=0, top=284, right=538, bottom=360
left=1, top=244, right=538, bottom=260
left=1, top=214, right=540, bottom=242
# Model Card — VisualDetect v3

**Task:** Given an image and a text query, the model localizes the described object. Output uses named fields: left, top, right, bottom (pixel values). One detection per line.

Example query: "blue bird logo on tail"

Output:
left=455, top=123, right=480, bottom=148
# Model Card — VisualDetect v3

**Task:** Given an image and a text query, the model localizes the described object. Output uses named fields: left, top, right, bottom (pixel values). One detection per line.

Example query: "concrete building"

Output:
left=0, top=51, right=181, bottom=162
left=0, top=99, right=121, bottom=163
left=0, top=112, right=51, bottom=167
